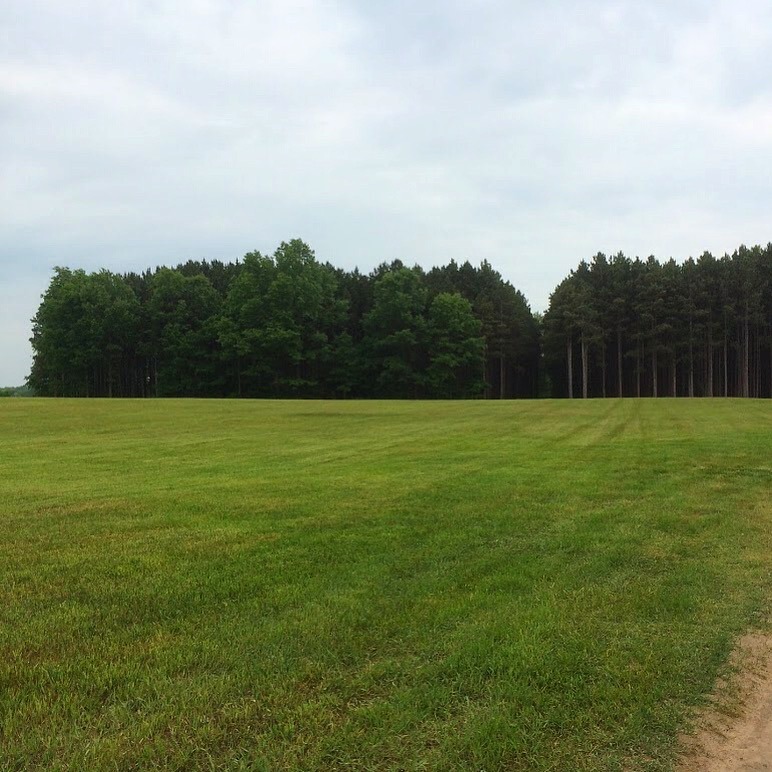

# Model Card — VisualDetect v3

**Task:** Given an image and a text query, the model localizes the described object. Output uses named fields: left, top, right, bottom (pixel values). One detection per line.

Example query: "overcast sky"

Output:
left=2, top=1, right=772, bottom=385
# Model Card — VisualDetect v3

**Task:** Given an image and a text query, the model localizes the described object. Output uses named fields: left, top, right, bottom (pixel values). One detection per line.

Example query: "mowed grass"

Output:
left=1, top=399, right=771, bottom=770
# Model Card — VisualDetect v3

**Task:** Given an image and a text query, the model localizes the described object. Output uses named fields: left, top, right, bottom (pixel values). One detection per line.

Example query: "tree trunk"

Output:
left=671, top=354, right=676, bottom=397
left=482, top=344, right=489, bottom=399
left=499, top=355, right=505, bottom=399
left=636, top=339, right=642, bottom=398
left=601, top=344, right=607, bottom=398
left=567, top=336, right=573, bottom=399
left=581, top=335, right=588, bottom=399
left=757, top=331, right=762, bottom=397
left=617, top=328, right=623, bottom=398
left=707, top=330, right=713, bottom=397
left=652, top=349, right=658, bottom=398
left=723, top=336, right=728, bottom=397
left=742, top=305, right=750, bottom=398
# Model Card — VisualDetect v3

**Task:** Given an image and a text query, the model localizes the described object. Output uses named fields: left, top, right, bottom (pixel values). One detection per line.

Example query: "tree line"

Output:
left=27, top=240, right=772, bottom=399
left=0, top=386, right=32, bottom=397
left=28, top=240, right=539, bottom=399
left=543, top=246, right=772, bottom=398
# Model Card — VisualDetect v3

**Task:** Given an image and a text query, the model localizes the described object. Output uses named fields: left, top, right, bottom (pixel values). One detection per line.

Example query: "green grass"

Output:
left=1, top=399, right=771, bottom=770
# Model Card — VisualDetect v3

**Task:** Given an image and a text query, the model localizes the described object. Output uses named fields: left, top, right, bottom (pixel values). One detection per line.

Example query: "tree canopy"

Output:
left=29, top=240, right=539, bottom=399
left=542, top=246, right=772, bottom=398
left=28, top=240, right=772, bottom=399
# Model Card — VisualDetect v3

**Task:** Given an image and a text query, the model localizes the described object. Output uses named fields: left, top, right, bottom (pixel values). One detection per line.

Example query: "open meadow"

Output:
left=1, top=398, right=771, bottom=770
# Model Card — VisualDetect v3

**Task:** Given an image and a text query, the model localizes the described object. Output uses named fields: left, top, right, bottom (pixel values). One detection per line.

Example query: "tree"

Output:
left=30, top=238, right=772, bottom=400
left=222, top=240, right=343, bottom=396
left=362, top=267, right=428, bottom=398
left=147, top=269, right=222, bottom=396
left=425, top=293, right=485, bottom=398
left=543, top=278, right=577, bottom=399
left=29, top=268, right=139, bottom=397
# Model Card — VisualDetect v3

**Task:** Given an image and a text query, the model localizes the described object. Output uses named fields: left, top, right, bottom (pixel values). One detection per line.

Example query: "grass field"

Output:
left=1, top=399, right=771, bottom=770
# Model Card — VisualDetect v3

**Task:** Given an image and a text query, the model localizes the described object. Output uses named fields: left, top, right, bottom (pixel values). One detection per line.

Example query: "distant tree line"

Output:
left=543, top=247, right=772, bottom=398
left=28, top=240, right=772, bottom=399
left=28, top=240, right=539, bottom=399
left=0, top=385, right=32, bottom=397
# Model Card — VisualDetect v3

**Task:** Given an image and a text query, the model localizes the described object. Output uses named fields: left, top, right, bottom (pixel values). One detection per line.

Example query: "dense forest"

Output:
left=543, top=246, right=772, bottom=398
left=28, top=240, right=772, bottom=399
left=28, top=240, right=539, bottom=399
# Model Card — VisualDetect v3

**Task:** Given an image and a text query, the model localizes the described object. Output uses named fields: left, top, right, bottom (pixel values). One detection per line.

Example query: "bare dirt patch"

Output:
left=679, top=633, right=772, bottom=771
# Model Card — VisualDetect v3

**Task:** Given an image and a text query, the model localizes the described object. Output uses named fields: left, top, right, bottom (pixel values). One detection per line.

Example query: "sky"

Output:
left=3, top=1, right=772, bottom=385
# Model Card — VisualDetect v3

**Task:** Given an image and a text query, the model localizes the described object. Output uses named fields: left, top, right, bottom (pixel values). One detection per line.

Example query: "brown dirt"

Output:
left=678, top=633, right=772, bottom=771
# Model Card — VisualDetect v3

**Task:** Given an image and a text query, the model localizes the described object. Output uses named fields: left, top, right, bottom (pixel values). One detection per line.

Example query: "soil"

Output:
left=678, top=633, right=772, bottom=771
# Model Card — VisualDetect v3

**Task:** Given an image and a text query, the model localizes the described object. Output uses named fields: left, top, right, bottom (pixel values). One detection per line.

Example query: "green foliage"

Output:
left=222, top=240, right=346, bottom=397
left=148, top=269, right=222, bottom=396
left=0, top=385, right=32, bottom=397
left=29, top=241, right=539, bottom=399
left=426, top=292, right=485, bottom=398
left=543, top=245, right=772, bottom=398
left=427, top=259, right=540, bottom=398
left=28, top=268, right=140, bottom=397
left=28, top=238, right=770, bottom=400
left=363, top=267, right=428, bottom=397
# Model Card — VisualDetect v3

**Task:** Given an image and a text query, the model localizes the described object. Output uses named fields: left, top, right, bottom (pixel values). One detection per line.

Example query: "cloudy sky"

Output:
left=2, top=0, right=772, bottom=385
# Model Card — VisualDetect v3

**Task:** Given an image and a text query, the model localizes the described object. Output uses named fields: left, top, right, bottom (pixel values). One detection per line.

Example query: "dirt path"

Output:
left=679, top=633, right=772, bottom=771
